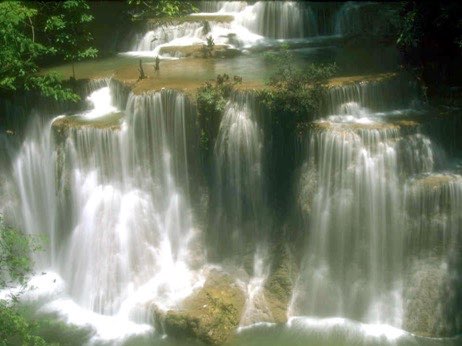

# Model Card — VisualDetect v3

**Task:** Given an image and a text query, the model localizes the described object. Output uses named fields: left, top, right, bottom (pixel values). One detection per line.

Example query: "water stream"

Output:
left=1, top=1, right=461, bottom=345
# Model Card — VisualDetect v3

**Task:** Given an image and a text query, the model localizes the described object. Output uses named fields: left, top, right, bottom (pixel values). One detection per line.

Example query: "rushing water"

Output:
left=1, top=1, right=461, bottom=346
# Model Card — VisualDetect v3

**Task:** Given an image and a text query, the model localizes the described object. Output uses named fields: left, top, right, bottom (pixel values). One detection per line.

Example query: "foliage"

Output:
left=196, top=74, right=242, bottom=156
left=0, top=217, right=42, bottom=289
left=127, top=0, right=197, bottom=21
left=0, top=216, right=46, bottom=345
left=202, top=35, right=215, bottom=58
left=0, top=1, right=78, bottom=101
left=202, top=20, right=211, bottom=35
left=259, top=45, right=336, bottom=134
left=0, top=305, right=47, bottom=346
left=396, top=0, right=462, bottom=96
left=42, top=0, right=98, bottom=80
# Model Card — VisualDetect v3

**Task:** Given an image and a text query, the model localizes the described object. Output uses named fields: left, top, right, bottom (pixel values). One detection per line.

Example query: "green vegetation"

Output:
left=42, top=0, right=98, bottom=80
left=0, top=1, right=79, bottom=101
left=196, top=74, right=242, bottom=157
left=127, top=0, right=197, bottom=21
left=257, top=46, right=336, bottom=217
left=202, top=36, right=215, bottom=58
left=0, top=216, right=46, bottom=345
left=259, top=45, right=337, bottom=135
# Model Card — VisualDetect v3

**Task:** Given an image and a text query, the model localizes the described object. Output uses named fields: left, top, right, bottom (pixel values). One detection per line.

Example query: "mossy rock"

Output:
left=159, top=44, right=239, bottom=59
left=157, top=270, right=245, bottom=345
left=146, top=15, right=234, bottom=28
left=52, top=112, right=123, bottom=132
left=262, top=244, right=298, bottom=324
left=403, top=259, right=446, bottom=337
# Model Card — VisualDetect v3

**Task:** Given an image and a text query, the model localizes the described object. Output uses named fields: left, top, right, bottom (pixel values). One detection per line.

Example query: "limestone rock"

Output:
left=263, top=244, right=297, bottom=324
left=156, top=270, right=245, bottom=345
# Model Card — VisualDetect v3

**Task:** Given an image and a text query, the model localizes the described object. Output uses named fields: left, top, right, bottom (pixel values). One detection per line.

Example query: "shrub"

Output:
left=196, top=74, right=241, bottom=156
left=0, top=216, right=46, bottom=345
left=259, top=45, right=337, bottom=135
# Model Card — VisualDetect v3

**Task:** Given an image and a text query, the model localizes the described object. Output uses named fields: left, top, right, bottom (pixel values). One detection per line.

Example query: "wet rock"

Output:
left=403, top=259, right=446, bottom=337
left=263, top=244, right=297, bottom=324
left=52, top=112, right=123, bottom=133
left=159, top=44, right=239, bottom=59
left=156, top=270, right=245, bottom=345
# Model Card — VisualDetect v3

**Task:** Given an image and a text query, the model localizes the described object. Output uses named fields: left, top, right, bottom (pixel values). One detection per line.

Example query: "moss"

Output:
left=414, top=174, right=460, bottom=188
left=403, top=260, right=446, bottom=337
left=51, top=112, right=123, bottom=136
left=311, top=121, right=399, bottom=133
left=263, top=244, right=297, bottom=324
left=158, top=270, right=245, bottom=345
left=159, top=44, right=239, bottom=59
left=33, top=317, right=93, bottom=346
left=147, top=15, right=234, bottom=28
left=327, top=72, right=397, bottom=88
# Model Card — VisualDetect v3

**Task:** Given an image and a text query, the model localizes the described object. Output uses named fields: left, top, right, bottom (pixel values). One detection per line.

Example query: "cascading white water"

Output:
left=335, top=1, right=364, bottom=36
left=13, top=118, right=58, bottom=268
left=211, top=93, right=273, bottom=327
left=126, top=0, right=398, bottom=58
left=405, top=173, right=462, bottom=256
left=212, top=93, right=265, bottom=257
left=127, top=1, right=348, bottom=57
left=291, top=73, right=445, bottom=328
left=325, top=76, right=417, bottom=115
left=131, top=22, right=205, bottom=55
left=8, top=84, right=206, bottom=342
left=292, top=118, right=405, bottom=325
left=236, top=1, right=317, bottom=39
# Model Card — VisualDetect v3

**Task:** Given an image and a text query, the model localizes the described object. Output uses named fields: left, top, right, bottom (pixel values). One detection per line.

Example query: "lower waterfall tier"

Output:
left=1, top=75, right=461, bottom=345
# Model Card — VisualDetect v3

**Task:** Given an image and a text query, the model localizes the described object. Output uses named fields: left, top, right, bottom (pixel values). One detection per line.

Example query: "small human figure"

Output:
left=138, top=59, right=146, bottom=80
left=154, top=56, right=160, bottom=72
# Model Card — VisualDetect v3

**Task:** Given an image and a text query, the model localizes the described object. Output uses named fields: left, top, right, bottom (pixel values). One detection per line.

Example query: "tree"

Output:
left=0, top=1, right=78, bottom=101
left=259, top=45, right=337, bottom=134
left=0, top=216, right=46, bottom=345
left=127, top=0, right=197, bottom=21
left=42, top=0, right=98, bottom=80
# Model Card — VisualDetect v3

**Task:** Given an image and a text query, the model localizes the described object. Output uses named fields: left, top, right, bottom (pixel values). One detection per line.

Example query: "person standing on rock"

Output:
left=154, top=56, right=160, bottom=73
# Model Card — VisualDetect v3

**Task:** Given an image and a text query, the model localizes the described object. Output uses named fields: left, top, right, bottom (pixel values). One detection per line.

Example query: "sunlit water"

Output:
left=1, top=1, right=461, bottom=346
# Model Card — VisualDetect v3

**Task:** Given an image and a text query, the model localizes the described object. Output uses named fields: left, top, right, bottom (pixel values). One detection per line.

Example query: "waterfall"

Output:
left=291, top=74, right=442, bottom=327
left=13, top=118, right=58, bottom=268
left=5, top=84, right=205, bottom=342
left=324, top=76, right=417, bottom=115
left=236, top=1, right=317, bottom=39
left=2, top=2, right=462, bottom=343
left=405, top=174, right=462, bottom=257
left=335, top=1, right=364, bottom=36
left=132, top=22, right=205, bottom=52
left=210, top=92, right=266, bottom=260
left=292, top=118, right=405, bottom=325
left=127, top=1, right=399, bottom=57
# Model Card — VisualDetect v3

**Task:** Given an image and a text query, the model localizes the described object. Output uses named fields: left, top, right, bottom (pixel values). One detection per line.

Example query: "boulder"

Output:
left=156, top=270, right=245, bottom=345
left=263, top=244, right=297, bottom=324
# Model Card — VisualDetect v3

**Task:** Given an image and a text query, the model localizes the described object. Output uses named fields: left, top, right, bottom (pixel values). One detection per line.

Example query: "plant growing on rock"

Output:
left=196, top=73, right=242, bottom=158
left=0, top=216, right=46, bottom=345
left=259, top=45, right=337, bottom=135
left=258, top=45, right=336, bottom=216
left=202, top=35, right=215, bottom=58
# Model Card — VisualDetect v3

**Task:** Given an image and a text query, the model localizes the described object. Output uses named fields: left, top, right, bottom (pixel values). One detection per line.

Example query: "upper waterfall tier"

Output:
left=324, top=75, right=419, bottom=116
left=127, top=1, right=396, bottom=57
